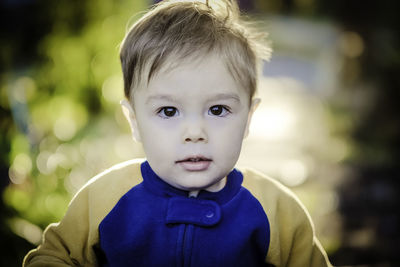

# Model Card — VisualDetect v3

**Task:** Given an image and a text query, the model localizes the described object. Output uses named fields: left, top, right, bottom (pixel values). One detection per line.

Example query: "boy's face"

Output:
left=123, top=54, right=259, bottom=192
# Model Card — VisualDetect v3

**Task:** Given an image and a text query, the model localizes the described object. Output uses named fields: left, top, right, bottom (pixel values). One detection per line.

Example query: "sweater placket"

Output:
left=166, top=196, right=221, bottom=267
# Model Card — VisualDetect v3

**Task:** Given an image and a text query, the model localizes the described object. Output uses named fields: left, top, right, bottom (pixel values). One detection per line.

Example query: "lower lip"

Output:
left=177, top=161, right=211, bottom=171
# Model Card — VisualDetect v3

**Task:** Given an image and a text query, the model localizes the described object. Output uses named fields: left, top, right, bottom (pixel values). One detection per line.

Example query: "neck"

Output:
left=205, top=176, right=227, bottom=192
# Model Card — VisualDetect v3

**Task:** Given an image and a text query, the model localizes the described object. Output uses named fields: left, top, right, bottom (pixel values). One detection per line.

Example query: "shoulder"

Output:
left=238, top=167, right=321, bottom=265
left=238, top=166, right=312, bottom=224
left=68, top=159, right=145, bottom=227
left=82, top=158, right=145, bottom=196
left=239, top=167, right=300, bottom=204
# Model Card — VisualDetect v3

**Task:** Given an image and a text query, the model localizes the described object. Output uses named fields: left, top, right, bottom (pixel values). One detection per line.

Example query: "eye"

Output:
left=208, top=105, right=230, bottom=117
left=157, top=107, right=179, bottom=118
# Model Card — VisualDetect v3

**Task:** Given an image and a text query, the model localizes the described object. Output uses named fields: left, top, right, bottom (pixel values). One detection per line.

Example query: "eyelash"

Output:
left=208, top=105, right=231, bottom=117
left=156, top=105, right=231, bottom=119
left=157, top=106, right=179, bottom=119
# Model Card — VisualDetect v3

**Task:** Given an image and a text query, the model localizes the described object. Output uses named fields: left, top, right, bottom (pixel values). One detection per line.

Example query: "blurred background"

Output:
left=0, top=0, right=398, bottom=266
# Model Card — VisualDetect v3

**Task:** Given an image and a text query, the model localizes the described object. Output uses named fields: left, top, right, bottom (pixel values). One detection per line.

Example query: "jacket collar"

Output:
left=140, top=161, right=243, bottom=205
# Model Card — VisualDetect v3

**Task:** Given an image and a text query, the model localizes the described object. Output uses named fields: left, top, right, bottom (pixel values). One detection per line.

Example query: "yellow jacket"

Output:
left=24, top=159, right=332, bottom=267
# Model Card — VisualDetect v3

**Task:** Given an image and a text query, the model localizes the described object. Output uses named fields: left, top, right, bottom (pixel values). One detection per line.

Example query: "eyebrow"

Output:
left=145, top=94, right=179, bottom=104
left=145, top=93, right=241, bottom=104
left=207, top=93, right=241, bottom=103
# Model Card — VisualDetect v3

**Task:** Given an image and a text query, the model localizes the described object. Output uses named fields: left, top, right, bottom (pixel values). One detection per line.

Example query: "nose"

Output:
left=182, top=118, right=208, bottom=143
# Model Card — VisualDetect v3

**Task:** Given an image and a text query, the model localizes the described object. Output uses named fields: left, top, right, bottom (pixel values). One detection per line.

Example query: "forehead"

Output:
left=134, top=53, right=250, bottom=104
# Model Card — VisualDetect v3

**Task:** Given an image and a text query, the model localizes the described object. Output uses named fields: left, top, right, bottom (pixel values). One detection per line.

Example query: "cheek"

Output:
left=209, top=117, right=248, bottom=153
left=138, top=119, right=179, bottom=155
left=210, top=114, right=248, bottom=137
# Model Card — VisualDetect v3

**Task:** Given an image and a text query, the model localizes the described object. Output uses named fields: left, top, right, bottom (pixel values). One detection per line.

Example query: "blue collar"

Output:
left=140, top=161, right=243, bottom=205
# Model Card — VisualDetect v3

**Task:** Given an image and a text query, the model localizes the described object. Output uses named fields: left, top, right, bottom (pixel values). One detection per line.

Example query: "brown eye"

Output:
left=209, top=105, right=230, bottom=117
left=158, top=107, right=178, bottom=118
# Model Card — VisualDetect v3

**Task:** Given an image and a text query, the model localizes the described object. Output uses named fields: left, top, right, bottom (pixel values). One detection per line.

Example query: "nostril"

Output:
left=184, top=137, right=205, bottom=143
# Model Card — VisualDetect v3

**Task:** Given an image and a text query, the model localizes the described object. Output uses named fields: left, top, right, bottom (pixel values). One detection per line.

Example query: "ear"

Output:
left=120, top=99, right=142, bottom=142
left=243, top=98, right=261, bottom=139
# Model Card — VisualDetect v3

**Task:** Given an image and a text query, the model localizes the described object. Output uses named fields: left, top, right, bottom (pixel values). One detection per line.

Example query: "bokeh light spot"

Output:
left=3, top=187, right=30, bottom=212
left=279, top=159, right=308, bottom=187
left=36, top=150, right=52, bottom=175
left=251, top=105, right=295, bottom=140
left=8, top=218, right=42, bottom=245
left=339, top=31, right=364, bottom=58
left=53, top=116, right=77, bottom=141
left=9, top=153, right=32, bottom=184
left=102, top=75, right=124, bottom=103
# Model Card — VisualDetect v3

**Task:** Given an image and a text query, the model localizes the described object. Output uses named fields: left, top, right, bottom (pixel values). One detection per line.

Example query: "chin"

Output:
left=176, top=179, right=213, bottom=191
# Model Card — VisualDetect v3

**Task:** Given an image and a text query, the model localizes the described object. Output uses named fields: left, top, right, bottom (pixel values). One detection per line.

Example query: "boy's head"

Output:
left=120, top=0, right=271, bottom=193
left=120, top=0, right=271, bottom=104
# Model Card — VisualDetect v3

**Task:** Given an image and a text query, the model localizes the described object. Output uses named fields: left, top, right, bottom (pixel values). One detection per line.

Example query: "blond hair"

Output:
left=120, top=0, right=271, bottom=103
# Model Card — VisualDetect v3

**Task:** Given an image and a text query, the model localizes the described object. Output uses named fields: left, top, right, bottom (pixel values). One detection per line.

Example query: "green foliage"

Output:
left=3, top=0, right=147, bottom=234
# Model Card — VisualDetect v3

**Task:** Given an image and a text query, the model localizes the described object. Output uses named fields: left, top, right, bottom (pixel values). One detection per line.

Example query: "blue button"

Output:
left=166, top=197, right=221, bottom=226
left=205, top=211, right=214, bottom=218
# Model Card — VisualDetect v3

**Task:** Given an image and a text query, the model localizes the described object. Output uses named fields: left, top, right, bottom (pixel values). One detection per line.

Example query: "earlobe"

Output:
left=244, top=98, right=261, bottom=139
left=120, top=99, right=142, bottom=142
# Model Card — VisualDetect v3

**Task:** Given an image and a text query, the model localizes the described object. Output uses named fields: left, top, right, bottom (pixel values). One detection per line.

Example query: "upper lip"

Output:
left=176, top=156, right=212, bottom=163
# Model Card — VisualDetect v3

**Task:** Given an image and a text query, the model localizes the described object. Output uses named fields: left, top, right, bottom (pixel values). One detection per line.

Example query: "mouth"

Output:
left=176, top=156, right=212, bottom=163
left=176, top=156, right=212, bottom=171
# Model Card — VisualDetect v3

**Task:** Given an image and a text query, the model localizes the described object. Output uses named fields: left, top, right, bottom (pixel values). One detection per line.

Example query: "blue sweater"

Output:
left=99, top=161, right=270, bottom=267
left=24, top=159, right=332, bottom=267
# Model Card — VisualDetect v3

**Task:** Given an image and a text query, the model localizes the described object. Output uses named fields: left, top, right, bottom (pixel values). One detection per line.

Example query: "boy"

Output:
left=24, top=0, right=333, bottom=266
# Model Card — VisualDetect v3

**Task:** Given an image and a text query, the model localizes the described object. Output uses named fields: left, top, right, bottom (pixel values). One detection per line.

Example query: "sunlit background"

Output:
left=1, top=0, right=399, bottom=266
